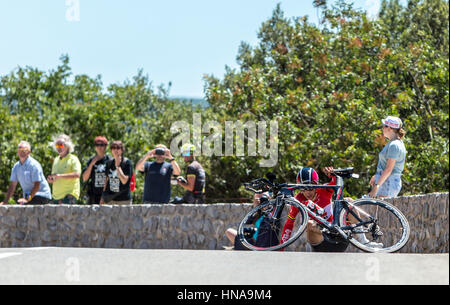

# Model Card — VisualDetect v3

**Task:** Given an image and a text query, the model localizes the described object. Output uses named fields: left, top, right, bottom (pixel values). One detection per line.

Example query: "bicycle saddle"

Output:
left=333, top=167, right=358, bottom=179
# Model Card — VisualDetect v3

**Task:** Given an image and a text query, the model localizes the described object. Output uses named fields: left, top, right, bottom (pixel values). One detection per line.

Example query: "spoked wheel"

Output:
left=339, top=199, right=410, bottom=253
left=237, top=198, right=308, bottom=251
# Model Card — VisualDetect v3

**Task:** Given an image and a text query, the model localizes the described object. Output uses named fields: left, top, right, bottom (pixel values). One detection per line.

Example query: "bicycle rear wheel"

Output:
left=237, top=198, right=308, bottom=251
left=338, top=199, right=410, bottom=253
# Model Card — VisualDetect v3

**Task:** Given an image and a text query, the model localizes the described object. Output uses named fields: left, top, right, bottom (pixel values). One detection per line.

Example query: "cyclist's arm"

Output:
left=327, top=175, right=337, bottom=185
left=322, top=166, right=337, bottom=186
left=280, top=205, right=299, bottom=247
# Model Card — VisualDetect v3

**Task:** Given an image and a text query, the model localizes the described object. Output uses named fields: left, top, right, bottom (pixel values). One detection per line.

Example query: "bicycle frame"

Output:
left=270, top=175, right=368, bottom=240
left=241, top=168, right=408, bottom=252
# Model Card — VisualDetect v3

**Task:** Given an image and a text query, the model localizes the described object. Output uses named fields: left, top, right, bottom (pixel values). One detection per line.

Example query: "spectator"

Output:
left=369, top=116, right=407, bottom=198
left=1, top=141, right=52, bottom=205
left=47, top=134, right=81, bottom=204
left=100, top=140, right=133, bottom=205
left=82, top=136, right=112, bottom=205
left=136, top=144, right=181, bottom=204
left=174, top=143, right=206, bottom=204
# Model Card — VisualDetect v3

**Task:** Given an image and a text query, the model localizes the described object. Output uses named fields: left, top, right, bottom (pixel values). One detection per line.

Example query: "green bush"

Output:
left=1, top=1, right=448, bottom=202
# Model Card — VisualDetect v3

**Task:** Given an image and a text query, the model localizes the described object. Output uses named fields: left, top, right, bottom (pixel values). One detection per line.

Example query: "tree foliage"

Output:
left=0, top=55, right=201, bottom=202
left=204, top=0, right=448, bottom=198
left=1, top=0, right=448, bottom=202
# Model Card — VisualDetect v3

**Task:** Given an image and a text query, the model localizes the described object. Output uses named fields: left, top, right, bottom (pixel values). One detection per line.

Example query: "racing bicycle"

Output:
left=237, top=168, right=410, bottom=253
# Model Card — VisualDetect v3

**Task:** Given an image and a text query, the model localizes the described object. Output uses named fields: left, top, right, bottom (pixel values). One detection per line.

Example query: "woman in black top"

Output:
left=101, top=140, right=133, bottom=205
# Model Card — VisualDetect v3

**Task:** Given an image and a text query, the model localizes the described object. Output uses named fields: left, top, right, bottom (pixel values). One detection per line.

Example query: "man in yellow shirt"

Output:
left=47, top=134, right=81, bottom=204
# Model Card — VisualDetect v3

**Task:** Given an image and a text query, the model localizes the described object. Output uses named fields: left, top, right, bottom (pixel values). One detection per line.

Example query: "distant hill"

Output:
left=169, top=96, right=209, bottom=107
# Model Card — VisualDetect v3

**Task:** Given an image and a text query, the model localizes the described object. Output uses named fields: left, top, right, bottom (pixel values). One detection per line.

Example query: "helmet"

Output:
left=181, top=143, right=196, bottom=157
left=296, top=167, right=319, bottom=184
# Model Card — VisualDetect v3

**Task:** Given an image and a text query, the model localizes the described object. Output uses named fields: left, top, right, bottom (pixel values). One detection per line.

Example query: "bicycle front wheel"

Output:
left=237, top=198, right=308, bottom=251
left=338, top=199, right=410, bottom=253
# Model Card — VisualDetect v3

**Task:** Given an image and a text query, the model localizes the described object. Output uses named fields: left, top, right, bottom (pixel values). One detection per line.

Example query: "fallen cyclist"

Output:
left=281, top=167, right=382, bottom=252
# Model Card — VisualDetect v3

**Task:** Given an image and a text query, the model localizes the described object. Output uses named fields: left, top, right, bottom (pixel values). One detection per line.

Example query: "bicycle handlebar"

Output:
left=243, top=178, right=273, bottom=194
left=243, top=168, right=359, bottom=194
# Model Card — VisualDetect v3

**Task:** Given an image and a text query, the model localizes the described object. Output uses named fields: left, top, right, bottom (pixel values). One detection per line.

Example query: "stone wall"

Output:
left=0, top=193, right=448, bottom=253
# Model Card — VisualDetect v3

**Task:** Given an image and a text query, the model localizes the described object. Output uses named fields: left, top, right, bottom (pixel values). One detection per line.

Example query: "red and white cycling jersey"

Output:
left=280, top=176, right=336, bottom=244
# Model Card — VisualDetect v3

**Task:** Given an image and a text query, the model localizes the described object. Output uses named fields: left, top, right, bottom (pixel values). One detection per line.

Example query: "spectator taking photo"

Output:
left=136, top=144, right=181, bottom=204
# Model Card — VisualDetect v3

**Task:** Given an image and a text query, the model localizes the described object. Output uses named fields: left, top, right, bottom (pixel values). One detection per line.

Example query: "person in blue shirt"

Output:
left=369, top=116, right=407, bottom=198
left=136, top=144, right=181, bottom=203
left=1, top=141, right=52, bottom=205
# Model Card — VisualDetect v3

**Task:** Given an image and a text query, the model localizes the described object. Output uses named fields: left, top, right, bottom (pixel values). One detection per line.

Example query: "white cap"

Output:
left=382, top=116, right=402, bottom=129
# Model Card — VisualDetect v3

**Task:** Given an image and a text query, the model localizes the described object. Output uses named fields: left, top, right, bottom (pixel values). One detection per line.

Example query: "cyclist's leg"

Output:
left=311, top=233, right=349, bottom=252
left=345, top=201, right=383, bottom=247
left=308, top=221, right=349, bottom=253
left=226, top=228, right=237, bottom=244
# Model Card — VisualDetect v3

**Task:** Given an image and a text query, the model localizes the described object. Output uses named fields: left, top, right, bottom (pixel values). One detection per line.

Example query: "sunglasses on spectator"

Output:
left=95, top=143, right=107, bottom=147
left=18, top=148, right=30, bottom=152
left=55, top=143, right=65, bottom=148
left=111, top=146, right=122, bottom=150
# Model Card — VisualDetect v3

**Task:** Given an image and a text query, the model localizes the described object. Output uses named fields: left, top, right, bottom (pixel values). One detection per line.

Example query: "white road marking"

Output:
left=23, top=247, right=52, bottom=251
left=0, top=252, right=22, bottom=260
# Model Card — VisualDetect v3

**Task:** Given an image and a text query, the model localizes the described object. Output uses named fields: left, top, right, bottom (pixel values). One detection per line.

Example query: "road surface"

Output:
left=0, top=247, right=448, bottom=285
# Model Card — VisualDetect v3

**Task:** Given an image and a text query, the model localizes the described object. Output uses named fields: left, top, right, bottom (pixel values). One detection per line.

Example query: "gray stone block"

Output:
left=0, top=193, right=447, bottom=253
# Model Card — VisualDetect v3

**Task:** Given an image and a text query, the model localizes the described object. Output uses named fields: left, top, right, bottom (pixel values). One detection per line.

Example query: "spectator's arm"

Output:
left=29, top=181, right=40, bottom=199
left=1, top=182, right=18, bottom=204
left=82, top=157, right=99, bottom=182
left=178, top=175, right=195, bottom=192
left=376, top=158, right=396, bottom=187
left=136, top=151, right=153, bottom=172
left=171, top=160, right=181, bottom=176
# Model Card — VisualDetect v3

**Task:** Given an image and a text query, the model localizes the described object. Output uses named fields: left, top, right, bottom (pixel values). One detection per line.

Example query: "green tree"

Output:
left=0, top=55, right=200, bottom=202
left=203, top=0, right=449, bottom=198
left=1, top=1, right=448, bottom=202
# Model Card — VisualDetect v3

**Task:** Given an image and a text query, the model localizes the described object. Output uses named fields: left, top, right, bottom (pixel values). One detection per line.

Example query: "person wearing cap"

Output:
left=47, top=134, right=82, bottom=204
left=174, top=143, right=206, bottom=204
left=1, top=141, right=52, bottom=205
left=100, top=140, right=133, bottom=205
left=136, top=144, right=181, bottom=204
left=82, top=136, right=112, bottom=204
left=369, top=116, right=407, bottom=198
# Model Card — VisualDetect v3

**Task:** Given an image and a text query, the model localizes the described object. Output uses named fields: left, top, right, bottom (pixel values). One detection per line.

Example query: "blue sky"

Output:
left=0, top=0, right=387, bottom=98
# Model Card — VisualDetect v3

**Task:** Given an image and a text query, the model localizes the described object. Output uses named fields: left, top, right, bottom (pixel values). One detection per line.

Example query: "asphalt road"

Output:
left=0, top=247, right=448, bottom=285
